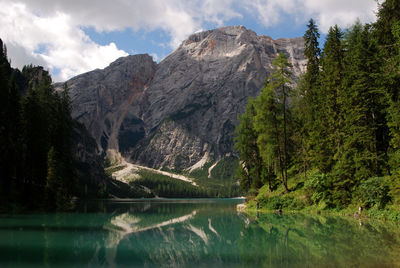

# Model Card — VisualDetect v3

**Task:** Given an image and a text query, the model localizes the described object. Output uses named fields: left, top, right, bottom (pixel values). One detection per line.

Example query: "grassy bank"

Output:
left=244, top=171, right=400, bottom=222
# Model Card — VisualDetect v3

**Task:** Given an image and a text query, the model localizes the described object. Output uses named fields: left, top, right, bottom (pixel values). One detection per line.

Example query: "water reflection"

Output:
left=239, top=212, right=400, bottom=268
left=0, top=200, right=399, bottom=267
left=99, top=200, right=244, bottom=267
left=104, top=209, right=198, bottom=267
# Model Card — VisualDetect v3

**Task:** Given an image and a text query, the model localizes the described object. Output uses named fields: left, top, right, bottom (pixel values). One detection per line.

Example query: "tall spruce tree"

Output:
left=0, top=39, right=76, bottom=210
left=295, top=18, right=321, bottom=175
left=0, top=40, right=23, bottom=207
left=46, top=146, right=73, bottom=210
left=254, top=53, right=293, bottom=193
left=387, top=21, right=400, bottom=174
left=20, top=88, right=48, bottom=205
left=0, top=39, right=11, bottom=203
left=315, top=25, right=344, bottom=173
left=373, top=0, right=400, bottom=175
left=332, top=22, right=388, bottom=206
left=303, top=19, right=321, bottom=95
left=234, top=98, right=265, bottom=191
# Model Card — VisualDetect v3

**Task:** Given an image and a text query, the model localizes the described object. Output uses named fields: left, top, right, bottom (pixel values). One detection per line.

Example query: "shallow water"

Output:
left=0, top=199, right=399, bottom=267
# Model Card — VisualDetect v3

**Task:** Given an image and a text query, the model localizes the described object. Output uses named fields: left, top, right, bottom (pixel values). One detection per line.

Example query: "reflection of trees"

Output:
left=2, top=202, right=400, bottom=267
left=238, top=213, right=400, bottom=267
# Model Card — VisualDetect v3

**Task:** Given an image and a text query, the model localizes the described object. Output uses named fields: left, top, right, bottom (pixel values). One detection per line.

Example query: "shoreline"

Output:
left=237, top=201, right=400, bottom=223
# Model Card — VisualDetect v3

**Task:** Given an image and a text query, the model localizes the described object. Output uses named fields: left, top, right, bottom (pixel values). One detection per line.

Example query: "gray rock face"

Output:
left=56, top=54, right=157, bottom=153
left=61, top=26, right=306, bottom=171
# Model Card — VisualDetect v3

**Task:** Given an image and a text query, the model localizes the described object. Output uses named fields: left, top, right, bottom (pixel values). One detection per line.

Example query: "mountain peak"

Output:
left=177, top=25, right=262, bottom=60
left=65, top=25, right=306, bottom=171
left=182, top=25, right=256, bottom=45
left=185, top=25, right=246, bottom=42
left=109, top=54, right=154, bottom=68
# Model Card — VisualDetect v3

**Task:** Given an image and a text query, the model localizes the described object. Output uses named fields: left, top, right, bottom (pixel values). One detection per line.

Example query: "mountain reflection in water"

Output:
left=0, top=199, right=399, bottom=268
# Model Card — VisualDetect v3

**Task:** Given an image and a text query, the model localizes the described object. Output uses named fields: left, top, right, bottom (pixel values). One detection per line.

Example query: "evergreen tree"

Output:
left=46, top=147, right=73, bottom=210
left=254, top=53, right=293, bottom=193
left=332, top=23, right=388, bottom=206
left=0, top=39, right=22, bottom=206
left=234, top=98, right=265, bottom=191
left=0, top=40, right=77, bottom=210
left=0, top=39, right=12, bottom=202
left=294, top=18, right=321, bottom=175
left=387, top=21, right=400, bottom=174
left=20, top=88, right=48, bottom=205
left=54, top=84, right=76, bottom=200
left=374, top=0, right=400, bottom=52
left=315, top=25, right=344, bottom=173
left=303, top=19, right=321, bottom=94
left=234, top=2, right=400, bottom=211
left=373, top=0, right=400, bottom=175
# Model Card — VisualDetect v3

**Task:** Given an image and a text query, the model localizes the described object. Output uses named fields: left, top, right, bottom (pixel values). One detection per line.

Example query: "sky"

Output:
left=0, top=0, right=381, bottom=82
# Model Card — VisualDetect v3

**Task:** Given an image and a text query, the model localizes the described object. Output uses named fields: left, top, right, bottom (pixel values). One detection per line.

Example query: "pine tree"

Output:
left=373, top=0, right=400, bottom=175
left=20, top=89, right=47, bottom=204
left=0, top=39, right=77, bottom=210
left=295, top=18, right=322, bottom=175
left=0, top=39, right=22, bottom=206
left=387, top=21, right=400, bottom=174
left=235, top=98, right=272, bottom=192
left=303, top=19, right=321, bottom=92
left=0, top=39, right=12, bottom=203
left=254, top=53, right=293, bottom=193
left=314, top=25, right=344, bottom=173
left=332, top=23, right=388, bottom=206
left=374, top=0, right=400, bottom=53
left=45, top=147, right=71, bottom=210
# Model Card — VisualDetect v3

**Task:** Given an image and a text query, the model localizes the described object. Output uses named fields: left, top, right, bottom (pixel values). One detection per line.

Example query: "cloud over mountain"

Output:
left=0, top=0, right=379, bottom=81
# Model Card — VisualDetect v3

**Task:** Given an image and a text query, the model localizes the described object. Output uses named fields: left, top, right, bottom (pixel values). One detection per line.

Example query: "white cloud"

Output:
left=0, top=0, right=379, bottom=81
left=0, top=0, right=241, bottom=80
left=17, top=0, right=241, bottom=48
left=245, top=0, right=298, bottom=27
left=0, top=2, right=127, bottom=81
left=302, top=0, right=379, bottom=32
left=150, top=53, right=160, bottom=62
left=244, top=0, right=379, bottom=33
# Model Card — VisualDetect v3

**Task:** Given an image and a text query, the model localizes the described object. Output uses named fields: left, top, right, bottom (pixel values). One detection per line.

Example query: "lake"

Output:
left=1, top=199, right=399, bottom=267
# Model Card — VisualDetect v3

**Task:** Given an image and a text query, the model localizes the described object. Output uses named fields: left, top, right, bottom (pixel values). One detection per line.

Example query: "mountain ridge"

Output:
left=55, top=25, right=306, bottom=176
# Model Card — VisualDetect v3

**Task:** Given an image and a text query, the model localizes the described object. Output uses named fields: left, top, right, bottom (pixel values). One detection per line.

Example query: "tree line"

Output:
left=0, top=40, right=76, bottom=211
left=235, top=0, right=400, bottom=210
left=132, top=170, right=241, bottom=198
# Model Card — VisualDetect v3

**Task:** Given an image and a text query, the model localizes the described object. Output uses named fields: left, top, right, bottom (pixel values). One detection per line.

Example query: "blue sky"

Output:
left=0, top=0, right=380, bottom=81
left=83, top=16, right=309, bottom=61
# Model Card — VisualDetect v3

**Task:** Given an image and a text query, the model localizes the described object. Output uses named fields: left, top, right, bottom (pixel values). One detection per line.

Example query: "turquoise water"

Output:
left=0, top=199, right=399, bottom=267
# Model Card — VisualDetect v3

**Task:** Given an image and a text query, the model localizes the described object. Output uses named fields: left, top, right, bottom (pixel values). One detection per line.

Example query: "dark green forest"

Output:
left=0, top=40, right=76, bottom=211
left=235, top=0, right=400, bottom=215
left=129, top=169, right=241, bottom=198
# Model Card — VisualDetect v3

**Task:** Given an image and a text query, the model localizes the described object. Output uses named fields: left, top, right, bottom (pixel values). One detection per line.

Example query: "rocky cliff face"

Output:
left=56, top=54, right=156, bottom=153
left=58, top=26, right=306, bottom=173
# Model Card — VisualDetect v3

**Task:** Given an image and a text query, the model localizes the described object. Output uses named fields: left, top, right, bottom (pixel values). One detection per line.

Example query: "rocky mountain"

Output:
left=56, top=26, right=306, bottom=175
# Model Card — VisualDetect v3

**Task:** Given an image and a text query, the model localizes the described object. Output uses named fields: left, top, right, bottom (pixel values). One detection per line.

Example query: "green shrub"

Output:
left=304, top=171, right=332, bottom=206
left=263, top=196, right=284, bottom=210
left=247, top=188, right=259, bottom=198
left=356, top=177, right=391, bottom=209
left=388, top=210, right=400, bottom=221
left=259, top=195, right=305, bottom=210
